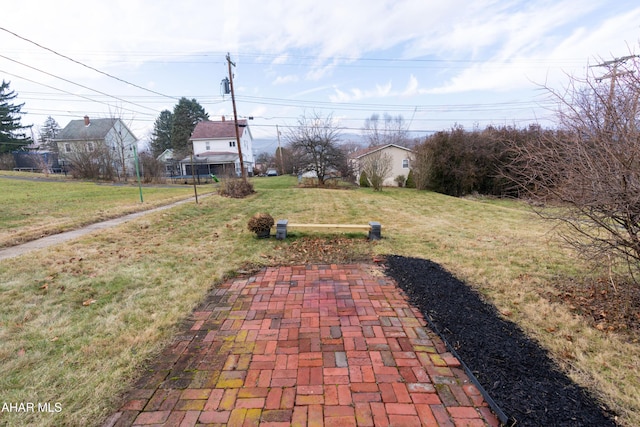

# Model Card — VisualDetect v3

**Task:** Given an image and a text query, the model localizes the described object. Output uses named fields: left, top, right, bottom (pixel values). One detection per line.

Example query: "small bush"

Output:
left=0, top=153, right=15, bottom=170
left=247, top=212, right=274, bottom=236
left=395, top=174, right=406, bottom=187
left=405, top=169, right=416, bottom=188
left=218, top=178, right=255, bottom=198
left=299, top=177, right=319, bottom=187
left=359, top=171, right=370, bottom=187
left=139, top=152, right=165, bottom=183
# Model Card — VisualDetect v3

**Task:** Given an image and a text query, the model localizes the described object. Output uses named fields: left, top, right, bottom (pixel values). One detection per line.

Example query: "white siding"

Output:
left=192, top=130, right=254, bottom=165
left=356, top=145, right=413, bottom=187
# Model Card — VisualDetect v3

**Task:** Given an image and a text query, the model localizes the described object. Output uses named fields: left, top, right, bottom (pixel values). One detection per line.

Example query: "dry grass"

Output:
left=0, top=172, right=197, bottom=248
left=0, top=174, right=638, bottom=426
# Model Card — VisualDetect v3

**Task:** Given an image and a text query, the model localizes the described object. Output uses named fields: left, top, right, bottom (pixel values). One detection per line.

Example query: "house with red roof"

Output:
left=180, top=117, right=255, bottom=177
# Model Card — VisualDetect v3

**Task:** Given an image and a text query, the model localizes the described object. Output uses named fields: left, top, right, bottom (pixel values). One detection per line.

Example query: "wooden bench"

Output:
left=276, top=219, right=382, bottom=240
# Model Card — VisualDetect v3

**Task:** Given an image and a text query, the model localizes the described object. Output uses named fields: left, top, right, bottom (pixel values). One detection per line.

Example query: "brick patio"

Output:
left=103, top=264, right=500, bottom=426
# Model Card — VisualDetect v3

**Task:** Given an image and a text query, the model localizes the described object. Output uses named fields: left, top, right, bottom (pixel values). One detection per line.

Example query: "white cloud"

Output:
left=329, top=78, right=419, bottom=102
left=271, top=54, right=291, bottom=65
left=402, top=75, right=421, bottom=96
left=272, top=75, right=299, bottom=85
left=305, top=61, right=339, bottom=81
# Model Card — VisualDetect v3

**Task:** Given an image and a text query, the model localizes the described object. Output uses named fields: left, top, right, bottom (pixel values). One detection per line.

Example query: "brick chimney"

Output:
left=221, top=116, right=225, bottom=122
left=84, top=115, right=90, bottom=126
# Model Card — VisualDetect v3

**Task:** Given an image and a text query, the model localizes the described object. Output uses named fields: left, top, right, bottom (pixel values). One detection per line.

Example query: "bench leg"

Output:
left=276, top=219, right=288, bottom=240
left=368, top=221, right=381, bottom=240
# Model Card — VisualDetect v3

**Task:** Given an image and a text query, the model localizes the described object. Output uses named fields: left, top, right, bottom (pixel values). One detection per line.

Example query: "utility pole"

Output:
left=276, top=124, right=285, bottom=175
left=226, top=53, right=246, bottom=180
left=132, top=142, right=143, bottom=203
left=190, top=147, right=198, bottom=204
left=593, top=55, right=638, bottom=82
left=592, top=55, right=639, bottom=131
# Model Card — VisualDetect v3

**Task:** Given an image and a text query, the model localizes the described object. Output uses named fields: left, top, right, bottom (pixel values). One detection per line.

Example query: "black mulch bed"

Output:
left=384, top=255, right=618, bottom=427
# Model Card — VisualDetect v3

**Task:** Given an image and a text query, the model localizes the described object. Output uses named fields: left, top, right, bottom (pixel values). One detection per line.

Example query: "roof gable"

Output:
left=351, top=144, right=413, bottom=159
left=190, top=120, right=248, bottom=140
left=56, top=118, right=118, bottom=141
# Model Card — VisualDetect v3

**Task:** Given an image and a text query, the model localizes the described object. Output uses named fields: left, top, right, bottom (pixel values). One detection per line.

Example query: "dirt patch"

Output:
left=384, top=255, right=618, bottom=427
left=272, top=236, right=375, bottom=265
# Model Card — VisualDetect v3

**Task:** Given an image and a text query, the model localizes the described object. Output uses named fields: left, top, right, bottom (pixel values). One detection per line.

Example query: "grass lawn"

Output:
left=0, top=174, right=638, bottom=426
left=0, top=171, right=199, bottom=248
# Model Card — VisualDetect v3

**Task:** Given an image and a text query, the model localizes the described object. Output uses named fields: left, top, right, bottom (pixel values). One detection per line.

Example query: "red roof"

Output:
left=190, top=119, right=248, bottom=140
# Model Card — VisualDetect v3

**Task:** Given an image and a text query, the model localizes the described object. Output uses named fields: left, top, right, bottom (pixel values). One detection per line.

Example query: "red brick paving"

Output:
left=103, top=264, right=500, bottom=426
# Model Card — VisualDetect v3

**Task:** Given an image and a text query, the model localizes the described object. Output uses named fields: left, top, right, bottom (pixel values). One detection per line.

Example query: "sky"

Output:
left=2, top=0, right=640, bottom=154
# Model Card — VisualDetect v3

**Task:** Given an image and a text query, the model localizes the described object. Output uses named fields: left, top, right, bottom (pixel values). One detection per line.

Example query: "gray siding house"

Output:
left=54, top=116, right=138, bottom=178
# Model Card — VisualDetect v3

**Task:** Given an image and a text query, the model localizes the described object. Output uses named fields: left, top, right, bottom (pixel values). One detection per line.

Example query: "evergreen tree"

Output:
left=0, top=80, right=32, bottom=153
left=39, top=116, right=61, bottom=151
left=170, top=98, right=208, bottom=156
left=149, top=110, right=174, bottom=156
left=405, top=169, right=416, bottom=188
left=359, top=170, right=370, bottom=187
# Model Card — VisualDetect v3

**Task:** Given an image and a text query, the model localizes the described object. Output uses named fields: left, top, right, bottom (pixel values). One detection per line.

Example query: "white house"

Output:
left=54, top=115, right=138, bottom=178
left=181, top=117, right=254, bottom=177
left=156, top=149, right=180, bottom=177
left=351, top=144, right=413, bottom=187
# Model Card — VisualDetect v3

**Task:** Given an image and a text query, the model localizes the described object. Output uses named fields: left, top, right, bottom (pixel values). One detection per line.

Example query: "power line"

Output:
left=0, top=54, right=160, bottom=114
left=0, top=69, right=156, bottom=118
left=234, top=94, right=553, bottom=113
left=0, top=26, right=179, bottom=101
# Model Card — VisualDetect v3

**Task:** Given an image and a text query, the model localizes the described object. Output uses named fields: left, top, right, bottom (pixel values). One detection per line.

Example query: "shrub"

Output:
left=361, top=151, right=392, bottom=191
left=247, top=212, right=274, bottom=237
left=139, top=151, right=165, bottom=183
left=405, top=169, right=416, bottom=188
left=359, top=171, right=370, bottom=187
left=299, top=177, right=319, bottom=187
left=413, top=125, right=519, bottom=197
left=0, top=153, right=15, bottom=170
left=395, top=174, right=406, bottom=187
left=218, top=178, right=255, bottom=198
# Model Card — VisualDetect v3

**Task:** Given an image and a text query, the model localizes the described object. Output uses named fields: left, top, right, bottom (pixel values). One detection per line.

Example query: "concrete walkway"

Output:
left=103, top=264, right=500, bottom=427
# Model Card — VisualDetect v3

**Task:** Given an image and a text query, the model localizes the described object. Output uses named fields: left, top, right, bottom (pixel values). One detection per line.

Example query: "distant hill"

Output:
left=252, top=133, right=368, bottom=156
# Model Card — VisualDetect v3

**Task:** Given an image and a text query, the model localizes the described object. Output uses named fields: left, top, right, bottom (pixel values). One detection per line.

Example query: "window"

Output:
left=402, top=159, right=409, bottom=168
left=229, top=141, right=236, bottom=147
left=64, top=143, right=71, bottom=153
left=87, top=142, right=95, bottom=152
left=206, top=142, right=210, bottom=150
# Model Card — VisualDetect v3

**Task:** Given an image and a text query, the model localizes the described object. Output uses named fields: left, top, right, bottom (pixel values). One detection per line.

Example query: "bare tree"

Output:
left=138, top=151, right=165, bottom=183
left=362, top=113, right=410, bottom=147
left=66, top=142, right=117, bottom=180
left=509, top=54, right=640, bottom=285
left=360, top=151, right=393, bottom=191
left=409, top=139, right=432, bottom=190
left=285, top=111, right=344, bottom=186
left=107, top=108, right=138, bottom=181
